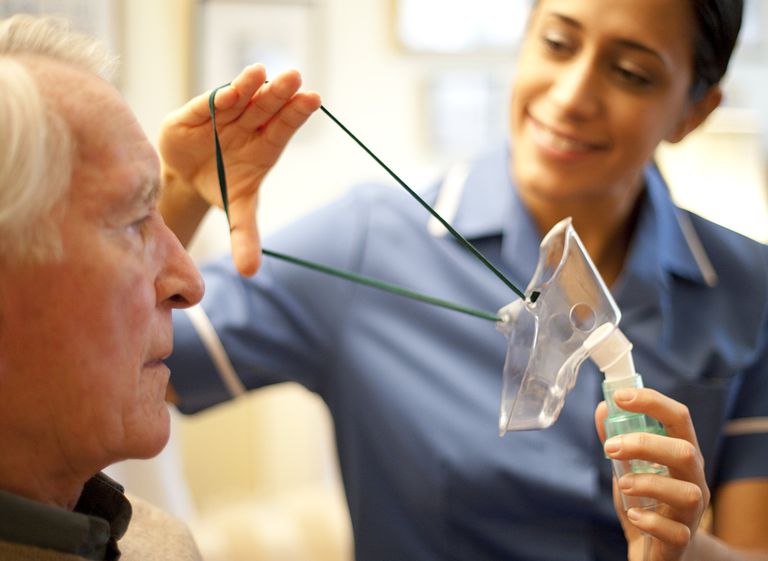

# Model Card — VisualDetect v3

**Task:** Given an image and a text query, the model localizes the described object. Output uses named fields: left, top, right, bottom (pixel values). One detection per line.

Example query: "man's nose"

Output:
left=156, top=221, right=205, bottom=309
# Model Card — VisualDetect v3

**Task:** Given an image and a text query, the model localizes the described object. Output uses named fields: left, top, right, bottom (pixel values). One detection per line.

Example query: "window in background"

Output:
left=739, top=0, right=764, bottom=55
left=425, top=70, right=508, bottom=158
left=393, top=0, right=529, bottom=158
left=393, top=0, right=531, bottom=54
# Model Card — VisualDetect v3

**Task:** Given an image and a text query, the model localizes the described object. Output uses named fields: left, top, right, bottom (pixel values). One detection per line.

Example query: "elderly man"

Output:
left=0, top=15, right=318, bottom=560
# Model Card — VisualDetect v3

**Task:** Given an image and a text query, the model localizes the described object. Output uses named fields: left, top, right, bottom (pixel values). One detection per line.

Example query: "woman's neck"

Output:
left=518, top=178, right=645, bottom=287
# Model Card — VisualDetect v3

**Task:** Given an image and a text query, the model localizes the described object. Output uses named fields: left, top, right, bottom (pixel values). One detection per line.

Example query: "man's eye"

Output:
left=127, top=215, right=151, bottom=237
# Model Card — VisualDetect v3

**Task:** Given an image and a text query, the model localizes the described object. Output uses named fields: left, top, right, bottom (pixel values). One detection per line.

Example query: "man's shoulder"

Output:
left=119, top=496, right=202, bottom=561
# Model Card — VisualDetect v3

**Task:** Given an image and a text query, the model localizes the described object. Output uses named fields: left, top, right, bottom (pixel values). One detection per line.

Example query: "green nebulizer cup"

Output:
left=586, top=323, right=669, bottom=511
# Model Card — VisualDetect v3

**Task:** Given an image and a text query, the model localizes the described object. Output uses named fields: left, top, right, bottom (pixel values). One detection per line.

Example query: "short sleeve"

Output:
left=715, top=249, right=768, bottom=484
left=716, top=322, right=768, bottom=483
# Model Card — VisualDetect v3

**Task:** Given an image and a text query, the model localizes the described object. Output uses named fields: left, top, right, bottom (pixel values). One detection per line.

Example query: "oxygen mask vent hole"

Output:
left=570, top=303, right=596, bottom=332
left=551, top=313, right=573, bottom=342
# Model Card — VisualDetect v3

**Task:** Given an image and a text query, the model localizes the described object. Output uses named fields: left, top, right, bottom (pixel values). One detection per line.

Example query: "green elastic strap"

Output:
left=209, top=86, right=230, bottom=220
left=208, top=84, right=527, bottom=322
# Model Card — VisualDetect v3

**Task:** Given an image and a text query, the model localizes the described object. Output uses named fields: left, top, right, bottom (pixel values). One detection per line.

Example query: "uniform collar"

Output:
left=642, top=162, right=716, bottom=287
left=441, top=144, right=715, bottom=291
left=0, top=473, right=132, bottom=561
left=446, top=143, right=513, bottom=240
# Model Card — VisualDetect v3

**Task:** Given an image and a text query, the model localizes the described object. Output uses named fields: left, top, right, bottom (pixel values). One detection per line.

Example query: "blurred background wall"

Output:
left=3, top=1, right=767, bottom=559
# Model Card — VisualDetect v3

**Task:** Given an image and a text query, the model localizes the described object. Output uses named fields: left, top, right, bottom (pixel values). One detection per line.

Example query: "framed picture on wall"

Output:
left=392, top=0, right=532, bottom=54
left=196, top=0, right=322, bottom=94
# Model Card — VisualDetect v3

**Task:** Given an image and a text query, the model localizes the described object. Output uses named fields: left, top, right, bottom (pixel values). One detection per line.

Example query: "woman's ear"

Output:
left=665, top=85, right=723, bottom=144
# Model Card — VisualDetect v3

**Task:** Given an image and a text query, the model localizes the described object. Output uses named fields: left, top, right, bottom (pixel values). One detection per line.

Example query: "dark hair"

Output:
left=689, top=0, right=744, bottom=98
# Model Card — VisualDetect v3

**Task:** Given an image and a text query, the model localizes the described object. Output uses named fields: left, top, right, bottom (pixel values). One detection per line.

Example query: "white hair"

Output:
left=0, top=14, right=117, bottom=261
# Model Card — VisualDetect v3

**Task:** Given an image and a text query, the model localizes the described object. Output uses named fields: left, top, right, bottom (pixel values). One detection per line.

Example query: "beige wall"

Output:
left=122, top=0, right=194, bottom=143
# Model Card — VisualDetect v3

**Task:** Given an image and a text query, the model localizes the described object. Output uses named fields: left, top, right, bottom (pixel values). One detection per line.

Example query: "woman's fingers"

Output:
left=625, top=506, right=692, bottom=551
left=611, top=388, right=699, bottom=447
left=167, top=70, right=251, bottom=130
left=618, top=472, right=705, bottom=516
left=228, top=192, right=262, bottom=277
left=257, top=91, right=321, bottom=159
left=604, top=431, right=703, bottom=482
left=235, top=69, right=305, bottom=131
left=603, top=388, right=708, bottom=494
left=229, top=63, right=269, bottom=110
left=595, top=400, right=608, bottom=442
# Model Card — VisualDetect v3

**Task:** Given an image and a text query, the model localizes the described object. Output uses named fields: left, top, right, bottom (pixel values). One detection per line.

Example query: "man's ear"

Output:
left=665, top=85, right=723, bottom=144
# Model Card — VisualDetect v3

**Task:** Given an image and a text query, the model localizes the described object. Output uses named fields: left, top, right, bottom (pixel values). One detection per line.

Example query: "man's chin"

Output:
left=126, top=409, right=172, bottom=460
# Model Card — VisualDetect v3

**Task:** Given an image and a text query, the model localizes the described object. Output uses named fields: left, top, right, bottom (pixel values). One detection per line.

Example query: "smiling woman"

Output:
left=509, top=0, right=724, bottom=286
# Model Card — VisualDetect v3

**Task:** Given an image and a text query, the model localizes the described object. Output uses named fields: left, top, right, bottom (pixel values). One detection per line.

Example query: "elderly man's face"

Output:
left=0, top=63, right=204, bottom=475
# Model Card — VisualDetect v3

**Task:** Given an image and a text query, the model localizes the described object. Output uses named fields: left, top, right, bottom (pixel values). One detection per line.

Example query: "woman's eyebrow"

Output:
left=548, top=12, right=581, bottom=29
left=615, top=38, right=665, bottom=64
left=548, top=12, right=667, bottom=66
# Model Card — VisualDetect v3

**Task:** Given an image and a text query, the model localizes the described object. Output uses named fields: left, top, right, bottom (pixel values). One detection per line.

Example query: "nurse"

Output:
left=161, top=1, right=768, bottom=560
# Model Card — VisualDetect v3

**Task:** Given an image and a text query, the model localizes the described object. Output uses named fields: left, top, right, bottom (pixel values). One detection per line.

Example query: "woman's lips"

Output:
left=528, top=114, right=608, bottom=156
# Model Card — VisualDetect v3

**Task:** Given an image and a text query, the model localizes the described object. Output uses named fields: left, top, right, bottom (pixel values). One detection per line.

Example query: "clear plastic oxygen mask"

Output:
left=496, top=217, right=620, bottom=433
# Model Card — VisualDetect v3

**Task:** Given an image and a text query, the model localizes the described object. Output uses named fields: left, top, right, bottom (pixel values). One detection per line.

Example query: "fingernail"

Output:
left=626, top=508, right=642, bottom=522
left=613, top=389, right=636, bottom=402
left=619, top=474, right=634, bottom=491
left=604, top=436, right=621, bottom=456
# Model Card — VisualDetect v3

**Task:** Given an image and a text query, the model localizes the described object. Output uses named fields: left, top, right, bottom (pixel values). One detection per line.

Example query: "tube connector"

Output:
left=583, top=323, right=635, bottom=382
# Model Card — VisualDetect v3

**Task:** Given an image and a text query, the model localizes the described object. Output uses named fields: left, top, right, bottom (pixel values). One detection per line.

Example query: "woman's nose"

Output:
left=548, top=55, right=603, bottom=120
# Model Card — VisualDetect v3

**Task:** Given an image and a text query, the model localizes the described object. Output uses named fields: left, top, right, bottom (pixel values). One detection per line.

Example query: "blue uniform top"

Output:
left=169, top=144, right=768, bottom=561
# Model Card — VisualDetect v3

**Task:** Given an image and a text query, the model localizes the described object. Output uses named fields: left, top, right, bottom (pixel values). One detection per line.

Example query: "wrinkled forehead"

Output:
left=31, top=59, right=160, bottom=208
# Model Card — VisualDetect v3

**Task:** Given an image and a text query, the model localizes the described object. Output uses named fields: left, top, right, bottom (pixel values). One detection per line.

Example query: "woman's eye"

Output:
left=614, top=65, right=652, bottom=88
left=541, top=31, right=573, bottom=55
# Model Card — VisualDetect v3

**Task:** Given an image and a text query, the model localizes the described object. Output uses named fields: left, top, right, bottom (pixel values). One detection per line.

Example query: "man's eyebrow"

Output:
left=131, top=178, right=162, bottom=208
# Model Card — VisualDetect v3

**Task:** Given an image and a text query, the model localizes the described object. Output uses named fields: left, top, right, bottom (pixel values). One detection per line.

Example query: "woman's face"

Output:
left=510, top=0, right=714, bottom=207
